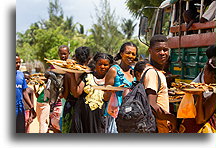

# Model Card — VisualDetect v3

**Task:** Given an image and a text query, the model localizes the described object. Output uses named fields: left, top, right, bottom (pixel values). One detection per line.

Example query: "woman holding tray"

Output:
left=195, top=56, right=216, bottom=133
left=61, top=46, right=91, bottom=133
left=179, top=45, right=216, bottom=133
left=103, top=42, right=138, bottom=133
left=68, top=52, right=114, bottom=133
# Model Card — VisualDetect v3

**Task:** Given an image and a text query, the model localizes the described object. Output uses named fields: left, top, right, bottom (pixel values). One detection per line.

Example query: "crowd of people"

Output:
left=16, top=34, right=216, bottom=133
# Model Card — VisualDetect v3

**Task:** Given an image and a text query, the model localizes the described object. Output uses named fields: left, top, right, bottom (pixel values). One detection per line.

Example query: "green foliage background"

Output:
left=16, top=0, right=149, bottom=69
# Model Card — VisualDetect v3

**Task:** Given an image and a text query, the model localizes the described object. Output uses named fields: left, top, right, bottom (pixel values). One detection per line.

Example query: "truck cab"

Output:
left=139, top=0, right=216, bottom=82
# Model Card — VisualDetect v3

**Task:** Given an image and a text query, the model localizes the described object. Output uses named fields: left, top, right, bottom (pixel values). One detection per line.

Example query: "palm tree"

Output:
left=121, top=18, right=137, bottom=39
left=89, top=0, right=123, bottom=55
left=126, top=0, right=163, bottom=18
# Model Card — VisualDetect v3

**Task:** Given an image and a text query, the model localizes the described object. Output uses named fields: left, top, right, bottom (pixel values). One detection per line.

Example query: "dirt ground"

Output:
left=28, top=85, right=54, bottom=133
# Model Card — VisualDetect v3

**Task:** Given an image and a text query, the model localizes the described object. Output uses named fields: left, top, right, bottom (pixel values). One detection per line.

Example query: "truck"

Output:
left=138, top=0, right=216, bottom=83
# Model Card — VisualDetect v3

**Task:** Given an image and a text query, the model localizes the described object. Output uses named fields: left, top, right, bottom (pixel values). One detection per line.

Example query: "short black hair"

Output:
left=134, top=60, right=149, bottom=77
left=206, top=45, right=216, bottom=59
left=16, top=53, right=19, bottom=57
left=183, top=9, right=198, bottom=21
left=114, top=42, right=139, bottom=61
left=150, top=34, right=168, bottom=48
left=23, top=71, right=31, bottom=75
left=74, top=46, right=91, bottom=64
left=58, top=45, right=70, bottom=53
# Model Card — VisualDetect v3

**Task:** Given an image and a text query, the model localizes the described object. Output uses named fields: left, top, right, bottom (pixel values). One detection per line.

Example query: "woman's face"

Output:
left=120, top=45, right=137, bottom=65
left=95, top=58, right=111, bottom=77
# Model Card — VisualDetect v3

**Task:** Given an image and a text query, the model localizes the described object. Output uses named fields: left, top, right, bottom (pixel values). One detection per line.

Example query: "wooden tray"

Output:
left=169, top=98, right=182, bottom=103
left=53, top=65, right=91, bottom=73
left=181, top=88, right=205, bottom=92
left=92, top=86, right=128, bottom=91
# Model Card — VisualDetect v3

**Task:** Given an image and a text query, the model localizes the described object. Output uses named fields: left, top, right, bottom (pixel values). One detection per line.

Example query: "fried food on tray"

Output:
left=44, top=58, right=90, bottom=71
left=169, top=95, right=183, bottom=102
left=66, top=59, right=76, bottom=65
left=28, top=79, right=45, bottom=85
left=171, top=82, right=216, bottom=91
left=28, top=73, right=46, bottom=85
left=168, top=86, right=184, bottom=102
left=30, top=73, right=44, bottom=77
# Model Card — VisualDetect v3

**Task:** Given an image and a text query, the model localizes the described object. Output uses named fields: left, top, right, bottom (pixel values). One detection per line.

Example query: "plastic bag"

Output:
left=107, top=92, right=119, bottom=118
left=177, top=93, right=196, bottom=118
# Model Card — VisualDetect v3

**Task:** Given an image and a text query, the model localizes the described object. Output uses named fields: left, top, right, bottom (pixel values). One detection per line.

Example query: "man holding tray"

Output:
left=47, top=45, right=70, bottom=132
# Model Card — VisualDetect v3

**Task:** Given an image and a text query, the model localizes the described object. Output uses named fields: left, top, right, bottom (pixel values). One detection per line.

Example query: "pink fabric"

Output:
left=25, top=110, right=30, bottom=133
left=50, top=105, right=62, bottom=130
left=36, top=102, right=50, bottom=133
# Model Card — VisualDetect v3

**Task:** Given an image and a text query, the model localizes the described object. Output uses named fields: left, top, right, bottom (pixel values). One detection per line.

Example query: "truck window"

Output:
left=154, top=7, right=171, bottom=36
left=162, top=8, right=172, bottom=36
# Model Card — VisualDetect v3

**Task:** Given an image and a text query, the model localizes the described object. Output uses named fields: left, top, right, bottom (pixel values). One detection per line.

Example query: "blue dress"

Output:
left=112, top=64, right=135, bottom=106
left=16, top=70, right=28, bottom=133
left=105, top=64, right=135, bottom=133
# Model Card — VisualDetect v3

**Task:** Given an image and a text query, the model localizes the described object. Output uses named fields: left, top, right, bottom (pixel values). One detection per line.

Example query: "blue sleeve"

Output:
left=22, top=73, right=28, bottom=90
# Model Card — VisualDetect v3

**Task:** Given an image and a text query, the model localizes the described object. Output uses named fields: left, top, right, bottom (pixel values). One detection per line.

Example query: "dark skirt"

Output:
left=62, top=93, right=77, bottom=133
left=16, top=104, right=25, bottom=133
left=71, top=95, right=105, bottom=133
left=180, top=114, right=216, bottom=133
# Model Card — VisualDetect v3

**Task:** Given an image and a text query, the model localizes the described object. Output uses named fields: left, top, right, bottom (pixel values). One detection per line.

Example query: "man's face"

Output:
left=58, top=47, right=70, bottom=61
left=16, top=56, right=21, bottom=70
left=149, top=42, right=169, bottom=66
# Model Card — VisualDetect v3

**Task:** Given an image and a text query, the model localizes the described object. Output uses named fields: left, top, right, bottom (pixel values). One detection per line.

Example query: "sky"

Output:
left=16, top=0, right=139, bottom=35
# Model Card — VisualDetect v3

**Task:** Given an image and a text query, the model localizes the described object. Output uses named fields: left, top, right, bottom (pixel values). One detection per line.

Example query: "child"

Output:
left=23, top=71, right=36, bottom=133
left=183, top=9, right=199, bottom=33
left=48, top=45, right=71, bottom=132
left=34, top=77, right=50, bottom=133
left=69, top=52, right=114, bottom=133
left=134, top=60, right=149, bottom=81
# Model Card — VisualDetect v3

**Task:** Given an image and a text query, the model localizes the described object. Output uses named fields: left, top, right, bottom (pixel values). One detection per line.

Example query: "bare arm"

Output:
left=146, top=88, right=177, bottom=131
left=186, top=20, right=196, bottom=31
left=23, top=89, right=34, bottom=109
left=69, top=72, right=85, bottom=98
left=26, top=88, right=34, bottom=107
left=24, top=87, right=36, bottom=122
left=195, top=93, right=216, bottom=124
left=62, top=73, right=71, bottom=99
left=103, top=67, right=116, bottom=101
left=195, top=94, right=205, bottom=124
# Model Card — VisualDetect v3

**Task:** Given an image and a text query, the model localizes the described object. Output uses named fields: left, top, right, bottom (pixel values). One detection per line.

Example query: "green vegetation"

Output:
left=16, top=0, right=148, bottom=67
left=126, top=0, right=163, bottom=19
